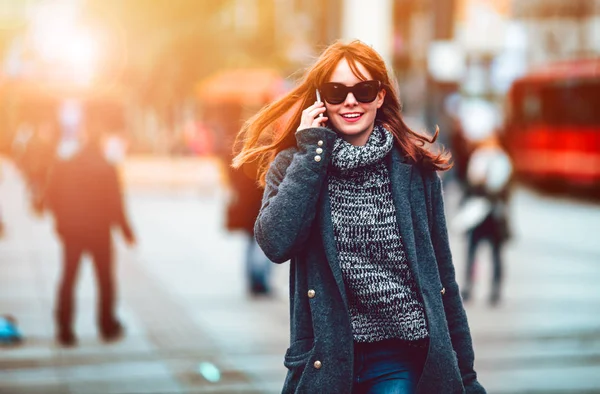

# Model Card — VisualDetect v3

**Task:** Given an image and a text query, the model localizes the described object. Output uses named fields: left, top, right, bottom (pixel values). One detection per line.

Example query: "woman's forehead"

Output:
left=327, top=58, right=372, bottom=84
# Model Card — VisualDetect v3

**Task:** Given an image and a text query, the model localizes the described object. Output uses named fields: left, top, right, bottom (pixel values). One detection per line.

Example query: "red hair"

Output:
left=232, top=40, right=451, bottom=186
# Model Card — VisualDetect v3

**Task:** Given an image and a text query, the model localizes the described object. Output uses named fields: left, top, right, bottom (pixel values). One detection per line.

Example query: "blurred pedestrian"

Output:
left=20, top=120, right=59, bottom=213
left=232, top=40, right=485, bottom=394
left=212, top=104, right=273, bottom=296
left=226, top=155, right=272, bottom=295
left=43, top=124, right=135, bottom=346
left=447, top=117, right=473, bottom=192
left=458, top=134, right=512, bottom=306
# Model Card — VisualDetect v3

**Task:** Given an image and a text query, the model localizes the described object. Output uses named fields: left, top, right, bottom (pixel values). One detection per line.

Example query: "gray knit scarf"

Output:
left=328, top=124, right=429, bottom=343
left=330, top=124, right=394, bottom=172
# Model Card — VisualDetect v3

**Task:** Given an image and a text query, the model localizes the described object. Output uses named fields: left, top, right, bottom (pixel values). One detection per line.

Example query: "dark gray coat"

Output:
left=255, top=127, right=486, bottom=394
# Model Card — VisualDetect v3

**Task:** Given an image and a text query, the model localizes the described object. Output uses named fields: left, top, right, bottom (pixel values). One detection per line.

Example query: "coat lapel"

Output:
left=388, top=149, right=423, bottom=289
left=319, top=178, right=348, bottom=309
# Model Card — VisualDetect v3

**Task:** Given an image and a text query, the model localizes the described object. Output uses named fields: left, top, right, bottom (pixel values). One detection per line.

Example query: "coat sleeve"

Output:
left=254, top=127, right=337, bottom=263
left=429, top=173, right=486, bottom=394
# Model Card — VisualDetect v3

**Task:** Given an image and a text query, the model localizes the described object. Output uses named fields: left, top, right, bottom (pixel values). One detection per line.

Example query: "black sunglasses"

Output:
left=319, top=80, right=382, bottom=105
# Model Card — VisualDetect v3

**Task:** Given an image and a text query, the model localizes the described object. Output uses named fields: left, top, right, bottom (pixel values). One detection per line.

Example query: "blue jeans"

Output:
left=353, top=339, right=427, bottom=394
left=245, top=234, right=271, bottom=294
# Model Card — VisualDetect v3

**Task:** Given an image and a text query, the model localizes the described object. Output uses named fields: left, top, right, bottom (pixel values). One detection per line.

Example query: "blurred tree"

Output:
left=83, top=0, right=286, bottom=108
left=82, top=0, right=288, bottom=152
left=83, top=0, right=226, bottom=104
left=0, top=2, right=28, bottom=59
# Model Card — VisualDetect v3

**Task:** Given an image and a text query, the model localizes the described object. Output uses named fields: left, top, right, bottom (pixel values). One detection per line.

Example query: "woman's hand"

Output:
left=297, top=102, right=328, bottom=132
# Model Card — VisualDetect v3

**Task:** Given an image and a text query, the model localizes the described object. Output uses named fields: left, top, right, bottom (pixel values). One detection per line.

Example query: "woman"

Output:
left=233, top=40, right=485, bottom=394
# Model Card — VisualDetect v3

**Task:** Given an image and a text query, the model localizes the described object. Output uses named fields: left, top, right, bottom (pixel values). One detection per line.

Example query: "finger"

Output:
left=307, top=107, right=326, bottom=119
left=312, top=117, right=328, bottom=128
left=302, top=101, right=322, bottom=114
left=300, top=107, right=325, bottom=127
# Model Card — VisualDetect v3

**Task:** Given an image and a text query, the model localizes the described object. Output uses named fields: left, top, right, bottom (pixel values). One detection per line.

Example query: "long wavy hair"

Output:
left=232, top=40, right=451, bottom=186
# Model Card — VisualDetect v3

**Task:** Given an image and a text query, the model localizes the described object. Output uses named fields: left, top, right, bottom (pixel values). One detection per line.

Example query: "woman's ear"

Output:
left=376, top=88, right=386, bottom=109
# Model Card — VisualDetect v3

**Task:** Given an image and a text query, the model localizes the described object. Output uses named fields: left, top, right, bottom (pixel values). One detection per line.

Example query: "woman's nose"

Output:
left=344, top=92, right=358, bottom=106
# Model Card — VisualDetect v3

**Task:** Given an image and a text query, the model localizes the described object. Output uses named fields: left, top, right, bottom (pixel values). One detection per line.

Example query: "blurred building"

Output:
left=512, top=0, right=600, bottom=65
left=2, top=0, right=597, bottom=157
left=217, top=0, right=343, bottom=72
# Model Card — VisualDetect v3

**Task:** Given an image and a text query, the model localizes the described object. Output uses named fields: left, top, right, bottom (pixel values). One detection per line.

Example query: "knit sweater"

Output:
left=328, top=125, right=429, bottom=343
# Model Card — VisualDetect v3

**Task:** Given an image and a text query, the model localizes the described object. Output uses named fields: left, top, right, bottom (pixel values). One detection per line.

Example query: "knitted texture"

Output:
left=328, top=125, right=429, bottom=343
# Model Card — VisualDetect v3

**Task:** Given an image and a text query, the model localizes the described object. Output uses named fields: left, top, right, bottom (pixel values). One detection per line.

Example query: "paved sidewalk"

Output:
left=1, top=157, right=600, bottom=393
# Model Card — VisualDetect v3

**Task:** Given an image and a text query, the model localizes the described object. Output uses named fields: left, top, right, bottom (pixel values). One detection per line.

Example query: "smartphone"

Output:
left=315, top=89, right=324, bottom=118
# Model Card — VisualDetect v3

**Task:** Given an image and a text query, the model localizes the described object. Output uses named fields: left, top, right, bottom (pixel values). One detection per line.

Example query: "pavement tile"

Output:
left=67, top=379, right=182, bottom=394
left=0, top=366, right=60, bottom=387
left=0, top=340, right=55, bottom=363
left=0, top=384, right=70, bottom=394
left=482, top=364, right=600, bottom=394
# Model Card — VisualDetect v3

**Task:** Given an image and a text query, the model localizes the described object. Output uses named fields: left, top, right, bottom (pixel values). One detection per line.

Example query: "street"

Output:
left=1, top=157, right=599, bottom=394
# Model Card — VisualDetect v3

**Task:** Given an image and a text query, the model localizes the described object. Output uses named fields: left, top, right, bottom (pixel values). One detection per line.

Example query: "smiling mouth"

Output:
left=340, top=113, right=363, bottom=122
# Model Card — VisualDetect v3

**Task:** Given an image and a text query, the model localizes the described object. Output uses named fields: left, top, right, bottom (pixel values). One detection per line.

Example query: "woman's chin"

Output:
left=336, top=128, right=373, bottom=145
left=334, top=123, right=365, bottom=136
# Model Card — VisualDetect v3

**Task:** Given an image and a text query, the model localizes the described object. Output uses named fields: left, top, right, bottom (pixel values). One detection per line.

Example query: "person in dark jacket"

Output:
left=232, top=40, right=486, bottom=393
left=225, top=159, right=272, bottom=295
left=44, top=128, right=135, bottom=346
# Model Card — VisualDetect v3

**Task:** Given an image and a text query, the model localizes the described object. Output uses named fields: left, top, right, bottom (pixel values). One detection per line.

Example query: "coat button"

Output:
left=314, top=155, right=321, bottom=162
left=441, top=287, right=446, bottom=295
left=314, top=360, right=322, bottom=369
left=307, top=289, right=316, bottom=298
left=316, top=147, right=323, bottom=154
left=317, top=140, right=324, bottom=146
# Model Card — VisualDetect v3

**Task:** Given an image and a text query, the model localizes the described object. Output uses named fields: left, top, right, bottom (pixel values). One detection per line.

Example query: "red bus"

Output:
left=503, top=59, right=600, bottom=191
